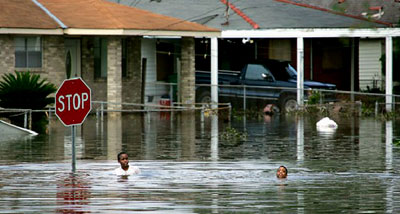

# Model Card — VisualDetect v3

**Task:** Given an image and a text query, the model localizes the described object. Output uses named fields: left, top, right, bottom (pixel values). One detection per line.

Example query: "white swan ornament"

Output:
left=316, top=117, right=338, bottom=130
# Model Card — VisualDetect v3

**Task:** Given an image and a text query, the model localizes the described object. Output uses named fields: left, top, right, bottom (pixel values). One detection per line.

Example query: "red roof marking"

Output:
left=275, top=0, right=392, bottom=27
left=369, top=6, right=383, bottom=11
left=220, top=0, right=260, bottom=29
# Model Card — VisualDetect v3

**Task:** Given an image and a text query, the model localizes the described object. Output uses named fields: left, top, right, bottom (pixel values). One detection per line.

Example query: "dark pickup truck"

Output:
left=195, top=60, right=337, bottom=111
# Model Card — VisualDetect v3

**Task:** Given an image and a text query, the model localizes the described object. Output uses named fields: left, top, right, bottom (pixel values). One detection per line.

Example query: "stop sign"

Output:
left=55, top=78, right=91, bottom=126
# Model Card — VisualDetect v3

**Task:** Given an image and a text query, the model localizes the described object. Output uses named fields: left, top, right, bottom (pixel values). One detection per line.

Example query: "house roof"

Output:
left=0, top=0, right=59, bottom=29
left=38, top=0, right=219, bottom=32
left=0, top=0, right=219, bottom=37
left=120, top=0, right=388, bottom=30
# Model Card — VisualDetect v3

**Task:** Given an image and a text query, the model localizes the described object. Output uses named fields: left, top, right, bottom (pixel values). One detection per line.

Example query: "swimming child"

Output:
left=114, top=152, right=140, bottom=176
left=276, top=165, right=288, bottom=179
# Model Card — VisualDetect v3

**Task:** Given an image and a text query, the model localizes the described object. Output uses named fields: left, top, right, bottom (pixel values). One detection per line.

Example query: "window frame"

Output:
left=14, top=36, right=42, bottom=68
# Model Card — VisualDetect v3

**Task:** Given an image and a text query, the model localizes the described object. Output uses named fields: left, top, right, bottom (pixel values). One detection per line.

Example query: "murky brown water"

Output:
left=1, top=112, right=400, bottom=213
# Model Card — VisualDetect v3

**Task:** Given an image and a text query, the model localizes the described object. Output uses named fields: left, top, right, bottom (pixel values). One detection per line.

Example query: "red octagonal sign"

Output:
left=55, top=78, right=91, bottom=126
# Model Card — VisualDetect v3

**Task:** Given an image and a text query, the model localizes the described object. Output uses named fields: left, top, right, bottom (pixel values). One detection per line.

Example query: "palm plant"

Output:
left=0, top=71, right=56, bottom=109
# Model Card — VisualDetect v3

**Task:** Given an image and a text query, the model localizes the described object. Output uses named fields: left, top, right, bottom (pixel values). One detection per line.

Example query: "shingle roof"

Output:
left=117, top=0, right=387, bottom=30
left=0, top=0, right=219, bottom=34
left=0, top=0, right=59, bottom=29
left=37, top=0, right=219, bottom=32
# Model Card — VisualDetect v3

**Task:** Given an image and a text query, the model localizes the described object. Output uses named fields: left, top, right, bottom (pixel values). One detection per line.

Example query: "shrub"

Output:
left=0, top=72, right=57, bottom=133
left=0, top=71, right=56, bottom=109
left=307, top=91, right=322, bottom=105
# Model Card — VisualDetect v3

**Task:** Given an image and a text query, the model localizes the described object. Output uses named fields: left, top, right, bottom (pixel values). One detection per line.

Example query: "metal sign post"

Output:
left=55, top=78, right=91, bottom=173
left=71, top=125, right=76, bottom=172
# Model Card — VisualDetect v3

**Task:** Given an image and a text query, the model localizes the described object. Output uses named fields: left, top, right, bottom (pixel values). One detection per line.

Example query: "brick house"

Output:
left=0, top=0, right=219, bottom=111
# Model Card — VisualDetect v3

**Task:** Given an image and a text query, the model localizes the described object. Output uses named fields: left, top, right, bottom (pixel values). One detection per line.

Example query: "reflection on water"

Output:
left=56, top=173, right=91, bottom=214
left=0, top=113, right=400, bottom=213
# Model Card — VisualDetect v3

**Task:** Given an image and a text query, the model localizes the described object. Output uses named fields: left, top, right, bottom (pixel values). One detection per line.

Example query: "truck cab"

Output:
left=195, top=60, right=336, bottom=112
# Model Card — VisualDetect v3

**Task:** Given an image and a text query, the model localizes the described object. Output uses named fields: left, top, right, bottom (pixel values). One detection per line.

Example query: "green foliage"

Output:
left=220, top=127, right=247, bottom=143
left=361, top=105, right=374, bottom=117
left=232, top=108, right=264, bottom=121
left=307, top=91, right=322, bottom=105
left=380, top=111, right=397, bottom=120
left=0, top=71, right=56, bottom=109
left=393, top=139, right=400, bottom=147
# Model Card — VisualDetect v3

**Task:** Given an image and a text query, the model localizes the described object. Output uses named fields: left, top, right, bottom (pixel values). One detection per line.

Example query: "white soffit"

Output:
left=0, top=28, right=63, bottom=35
left=64, top=28, right=220, bottom=37
left=222, top=28, right=400, bottom=38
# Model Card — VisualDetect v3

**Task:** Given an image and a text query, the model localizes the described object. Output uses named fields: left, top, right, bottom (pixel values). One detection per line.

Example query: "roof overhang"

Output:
left=222, top=28, right=400, bottom=38
left=64, top=28, right=220, bottom=37
left=0, top=28, right=63, bottom=35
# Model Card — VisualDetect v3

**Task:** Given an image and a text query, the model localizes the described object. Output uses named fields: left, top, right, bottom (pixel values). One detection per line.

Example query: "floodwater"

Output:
left=1, top=112, right=400, bottom=213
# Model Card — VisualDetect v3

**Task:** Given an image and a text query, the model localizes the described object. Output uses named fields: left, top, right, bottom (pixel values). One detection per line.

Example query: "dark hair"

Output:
left=117, top=152, right=128, bottom=161
left=279, top=165, right=288, bottom=174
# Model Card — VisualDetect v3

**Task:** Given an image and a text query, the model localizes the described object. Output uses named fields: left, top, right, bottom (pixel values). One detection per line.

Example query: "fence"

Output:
left=1, top=82, right=400, bottom=130
left=0, top=100, right=231, bottom=130
left=191, top=82, right=400, bottom=110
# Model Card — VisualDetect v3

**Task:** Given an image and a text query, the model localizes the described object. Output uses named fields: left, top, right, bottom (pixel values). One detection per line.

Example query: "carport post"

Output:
left=350, top=38, right=355, bottom=102
left=297, top=37, right=304, bottom=107
left=211, top=37, right=218, bottom=109
left=385, top=36, right=393, bottom=112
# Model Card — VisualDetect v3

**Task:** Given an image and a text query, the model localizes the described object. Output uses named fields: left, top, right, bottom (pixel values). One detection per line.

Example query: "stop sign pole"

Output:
left=55, top=78, right=91, bottom=173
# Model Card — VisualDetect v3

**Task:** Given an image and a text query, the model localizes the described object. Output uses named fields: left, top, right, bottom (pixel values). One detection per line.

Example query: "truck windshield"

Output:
left=286, top=64, right=297, bottom=79
left=267, top=62, right=293, bottom=81
left=245, top=64, right=273, bottom=80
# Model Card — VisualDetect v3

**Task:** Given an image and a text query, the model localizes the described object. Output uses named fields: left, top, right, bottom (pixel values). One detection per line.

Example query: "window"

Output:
left=94, top=37, right=108, bottom=78
left=15, top=37, right=42, bottom=68
left=245, top=64, right=271, bottom=80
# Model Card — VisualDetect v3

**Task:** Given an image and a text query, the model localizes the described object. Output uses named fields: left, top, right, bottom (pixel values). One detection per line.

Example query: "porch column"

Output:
left=297, top=37, right=304, bottom=107
left=180, top=37, right=196, bottom=107
left=350, top=38, right=355, bottom=102
left=211, top=37, right=218, bottom=108
left=385, top=36, right=393, bottom=112
left=107, top=37, right=122, bottom=116
left=123, top=37, right=142, bottom=105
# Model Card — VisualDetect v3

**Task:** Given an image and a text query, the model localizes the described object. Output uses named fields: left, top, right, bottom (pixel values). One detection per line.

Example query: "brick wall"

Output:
left=0, top=35, right=152, bottom=112
left=0, top=35, right=65, bottom=87
left=180, top=37, right=195, bottom=106
left=122, top=36, right=142, bottom=107
left=42, top=36, right=65, bottom=87
left=0, top=35, right=14, bottom=75
left=107, top=37, right=122, bottom=113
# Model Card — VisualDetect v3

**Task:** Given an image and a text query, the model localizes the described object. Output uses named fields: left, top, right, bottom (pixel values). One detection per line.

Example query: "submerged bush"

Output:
left=0, top=71, right=56, bottom=109
left=0, top=72, right=57, bottom=133
left=307, top=91, right=322, bottom=105
left=220, top=127, right=247, bottom=143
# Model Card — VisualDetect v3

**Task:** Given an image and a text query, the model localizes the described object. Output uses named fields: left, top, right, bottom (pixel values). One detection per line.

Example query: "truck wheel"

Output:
left=280, top=95, right=297, bottom=112
left=197, top=91, right=211, bottom=103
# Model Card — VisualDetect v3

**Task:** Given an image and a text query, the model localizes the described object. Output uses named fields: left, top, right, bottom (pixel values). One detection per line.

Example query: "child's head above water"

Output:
left=117, top=152, right=129, bottom=169
left=276, top=165, right=288, bottom=179
left=117, top=152, right=128, bottom=161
